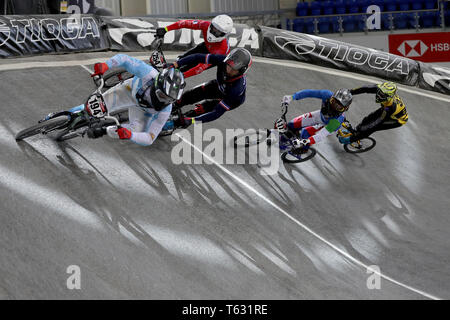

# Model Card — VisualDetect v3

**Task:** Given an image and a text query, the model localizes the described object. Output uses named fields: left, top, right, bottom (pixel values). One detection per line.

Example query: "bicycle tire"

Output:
left=233, top=129, right=273, bottom=148
left=343, top=137, right=376, bottom=153
left=15, top=116, right=70, bottom=141
left=103, top=68, right=134, bottom=89
left=281, top=147, right=317, bottom=163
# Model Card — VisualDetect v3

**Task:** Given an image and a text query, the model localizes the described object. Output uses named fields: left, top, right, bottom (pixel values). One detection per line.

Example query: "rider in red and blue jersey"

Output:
left=169, top=48, right=252, bottom=126
left=276, top=88, right=353, bottom=151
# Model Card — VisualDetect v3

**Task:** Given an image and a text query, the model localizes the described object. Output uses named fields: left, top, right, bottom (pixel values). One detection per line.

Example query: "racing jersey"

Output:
left=291, top=89, right=345, bottom=145
left=177, top=53, right=247, bottom=123
left=165, top=20, right=230, bottom=78
left=105, top=54, right=172, bottom=146
left=351, top=85, right=408, bottom=125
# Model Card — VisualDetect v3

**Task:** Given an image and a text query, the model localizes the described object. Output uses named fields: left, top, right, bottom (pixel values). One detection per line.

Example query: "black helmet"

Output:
left=154, top=68, right=186, bottom=104
left=223, top=48, right=252, bottom=78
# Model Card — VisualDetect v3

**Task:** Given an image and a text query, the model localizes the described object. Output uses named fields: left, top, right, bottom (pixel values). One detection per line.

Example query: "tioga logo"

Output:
left=0, top=17, right=100, bottom=46
left=274, top=31, right=411, bottom=76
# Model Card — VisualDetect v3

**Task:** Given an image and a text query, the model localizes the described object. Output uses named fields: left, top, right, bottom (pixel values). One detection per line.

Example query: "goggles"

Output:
left=210, top=24, right=226, bottom=38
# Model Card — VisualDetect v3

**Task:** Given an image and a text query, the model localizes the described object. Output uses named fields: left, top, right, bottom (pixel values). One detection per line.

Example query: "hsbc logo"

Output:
left=397, top=40, right=429, bottom=58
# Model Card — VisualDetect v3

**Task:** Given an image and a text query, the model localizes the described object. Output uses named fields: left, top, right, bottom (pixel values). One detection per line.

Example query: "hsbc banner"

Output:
left=260, top=26, right=419, bottom=86
left=103, top=17, right=261, bottom=55
left=389, top=32, right=450, bottom=63
left=0, top=15, right=107, bottom=58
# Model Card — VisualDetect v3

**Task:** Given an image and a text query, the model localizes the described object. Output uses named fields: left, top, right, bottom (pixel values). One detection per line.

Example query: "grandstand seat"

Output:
left=293, top=18, right=305, bottom=33
left=356, top=14, right=367, bottom=31
left=381, top=14, right=394, bottom=30
left=406, top=12, right=420, bottom=29
left=331, top=16, right=344, bottom=33
left=343, top=15, right=357, bottom=32
left=335, top=0, right=346, bottom=14
left=296, top=2, right=308, bottom=16
left=370, top=0, right=385, bottom=11
left=421, top=11, right=438, bottom=28
left=396, top=0, right=409, bottom=11
left=305, top=18, right=316, bottom=34
left=424, top=1, right=437, bottom=10
left=393, top=12, right=408, bottom=29
left=357, top=0, right=370, bottom=12
left=310, top=1, right=321, bottom=15
left=411, top=0, right=423, bottom=10
left=318, top=17, right=332, bottom=33
left=321, top=1, right=334, bottom=15
left=346, top=0, right=359, bottom=14
left=384, top=0, right=397, bottom=12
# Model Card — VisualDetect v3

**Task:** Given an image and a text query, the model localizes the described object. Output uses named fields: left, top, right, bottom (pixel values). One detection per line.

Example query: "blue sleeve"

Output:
left=193, top=102, right=227, bottom=123
left=292, top=89, right=333, bottom=102
left=106, top=54, right=157, bottom=80
left=178, top=53, right=226, bottom=68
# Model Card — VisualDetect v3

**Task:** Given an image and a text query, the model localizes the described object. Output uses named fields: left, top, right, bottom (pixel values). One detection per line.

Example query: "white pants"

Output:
left=102, top=78, right=172, bottom=146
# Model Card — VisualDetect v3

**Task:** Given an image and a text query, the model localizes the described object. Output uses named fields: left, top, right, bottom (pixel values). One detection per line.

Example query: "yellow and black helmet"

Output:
left=376, top=81, right=397, bottom=103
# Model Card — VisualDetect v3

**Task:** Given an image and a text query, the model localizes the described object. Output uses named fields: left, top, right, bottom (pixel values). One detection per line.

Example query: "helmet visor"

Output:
left=210, top=24, right=226, bottom=38
left=376, top=90, right=388, bottom=103
left=331, top=99, right=347, bottom=113
left=156, top=89, right=176, bottom=104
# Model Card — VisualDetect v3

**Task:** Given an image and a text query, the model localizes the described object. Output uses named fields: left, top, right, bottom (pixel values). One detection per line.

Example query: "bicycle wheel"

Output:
left=103, top=68, right=133, bottom=89
left=15, top=116, right=70, bottom=141
left=233, top=129, right=274, bottom=148
left=281, top=147, right=316, bottom=163
left=344, top=137, right=376, bottom=153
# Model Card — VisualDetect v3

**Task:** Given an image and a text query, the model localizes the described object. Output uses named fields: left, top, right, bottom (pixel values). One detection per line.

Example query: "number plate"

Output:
left=150, top=51, right=165, bottom=68
left=85, top=93, right=107, bottom=118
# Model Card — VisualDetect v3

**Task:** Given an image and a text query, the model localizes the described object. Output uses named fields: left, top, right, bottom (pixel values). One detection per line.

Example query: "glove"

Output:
left=156, top=27, right=167, bottom=38
left=339, top=136, right=351, bottom=144
left=91, top=62, right=108, bottom=77
left=116, top=127, right=132, bottom=140
left=183, top=117, right=194, bottom=128
left=275, top=118, right=287, bottom=133
left=282, top=95, right=293, bottom=105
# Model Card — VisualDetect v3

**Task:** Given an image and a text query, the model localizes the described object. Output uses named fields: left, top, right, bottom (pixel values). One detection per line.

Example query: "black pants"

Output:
left=176, top=80, right=224, bottom=116
left=177, top=42, right=212, bottom=73
left=351, top=107, right=403, bottom=142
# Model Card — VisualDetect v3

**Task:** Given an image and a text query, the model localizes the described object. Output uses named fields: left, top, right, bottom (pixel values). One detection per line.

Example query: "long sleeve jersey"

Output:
left=291, top=89, right=346, bottom=145
left=350, top=85, right=408, bottom=125
left=177, top=53, right=247, bottom=123
left=105, top=54, right=172, bottom=146
left=165, top=20, right=230, bottom=78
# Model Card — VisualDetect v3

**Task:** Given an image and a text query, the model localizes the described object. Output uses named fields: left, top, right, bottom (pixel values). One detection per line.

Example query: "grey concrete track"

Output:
left=1, top=52, right=449, bottom=299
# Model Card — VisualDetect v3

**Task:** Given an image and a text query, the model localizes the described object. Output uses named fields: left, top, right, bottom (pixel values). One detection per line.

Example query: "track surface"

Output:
left=1, top=52, right=450, bottom=299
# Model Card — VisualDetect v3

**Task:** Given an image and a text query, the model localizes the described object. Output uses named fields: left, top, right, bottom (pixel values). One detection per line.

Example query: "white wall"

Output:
left=211, top=0, right=279, bottom=12
left=95, top=0, right=121, bottom=15
left=147, top=0, right=188, bottom=15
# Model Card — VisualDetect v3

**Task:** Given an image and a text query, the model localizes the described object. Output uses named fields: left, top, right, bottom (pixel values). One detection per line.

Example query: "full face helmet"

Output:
left=207, top=14, right=233, bottom=43
left=376, top=81, right=397, bottom=103
left=326, top=88, right=353, bottom=117
left=223, top=48, right=252, bottom=80
left=154, top=68, right=186, bottom=105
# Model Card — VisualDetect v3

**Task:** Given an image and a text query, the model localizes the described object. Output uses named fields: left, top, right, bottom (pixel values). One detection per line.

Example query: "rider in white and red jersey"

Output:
left=155, top=15, right=233, bottom=78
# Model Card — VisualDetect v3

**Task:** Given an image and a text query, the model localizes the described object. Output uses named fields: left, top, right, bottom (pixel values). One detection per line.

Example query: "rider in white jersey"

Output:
left=70, top=54, right=185, bottom=146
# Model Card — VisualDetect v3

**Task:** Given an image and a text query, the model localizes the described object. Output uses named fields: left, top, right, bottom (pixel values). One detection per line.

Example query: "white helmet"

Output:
left=207, top=14, right=233, bottom=43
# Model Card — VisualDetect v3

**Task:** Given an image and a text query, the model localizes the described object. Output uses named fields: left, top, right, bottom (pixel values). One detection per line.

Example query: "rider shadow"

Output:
left=18, top=140, right=239, bottom=292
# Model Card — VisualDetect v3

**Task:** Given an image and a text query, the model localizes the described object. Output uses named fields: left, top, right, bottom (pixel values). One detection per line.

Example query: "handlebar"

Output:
left=92, top=75, right=105, bottom=92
